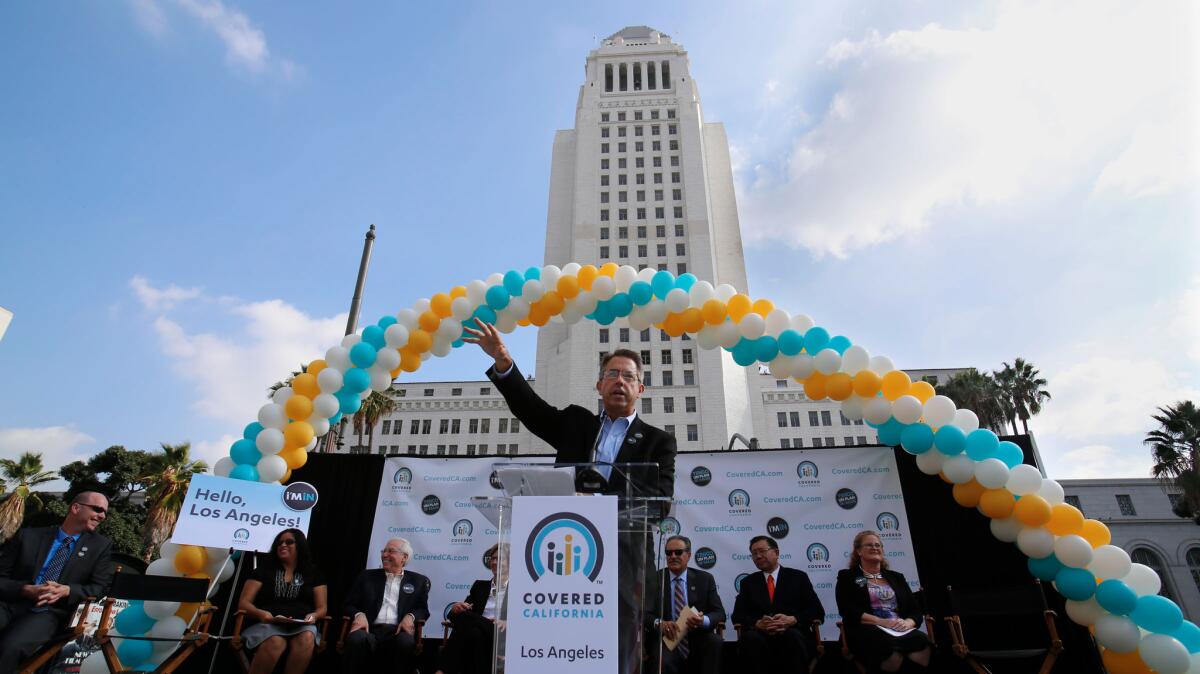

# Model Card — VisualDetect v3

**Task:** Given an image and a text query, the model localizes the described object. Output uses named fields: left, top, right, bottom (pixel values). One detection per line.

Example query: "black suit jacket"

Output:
left=652, top=567, right=725, bottom=632
left=462, top=578, right=491, bottom=615
left=834, top=567, right=922, bottom=635
left=0, top=526, right=114, bottom=618
left=487, top=363, right=676, bottom=502
left=731, top=566, right=824, bottom=628
left=343, top=569, right=431, bottom=624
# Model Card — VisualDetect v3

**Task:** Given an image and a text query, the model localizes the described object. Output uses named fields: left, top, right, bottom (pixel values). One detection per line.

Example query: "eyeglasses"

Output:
left=859, top=543, right=883, bottom=550
left=602, top=369, right=640, bottom=383
left=664, top=549, right=688, bottom=557
left=381, top=547, right=405, bottom=555
left=749, top=547, right=774, bottom=557
left=278, top=539, right=297, bottom=546
left=79, top=503, right=107, bottom=515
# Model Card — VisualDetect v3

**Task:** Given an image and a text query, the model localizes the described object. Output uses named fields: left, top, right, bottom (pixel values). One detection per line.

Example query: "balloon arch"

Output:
left=113, top=263, right=1198, bottom=674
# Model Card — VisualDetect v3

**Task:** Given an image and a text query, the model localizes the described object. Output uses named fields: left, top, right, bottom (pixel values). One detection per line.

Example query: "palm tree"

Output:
left=0, top=452, right=58, bottom=544
left=1145, top=401, right=1200, bottom=521
left=268, top=364, right=308, bottom=398
left=996, top=358, right=1052, bottom=435
left=936, top=369, right=1009, bottom=433
left=141, top=442, right=208, bottom=561
left=352, top=389, right=402, bottom=453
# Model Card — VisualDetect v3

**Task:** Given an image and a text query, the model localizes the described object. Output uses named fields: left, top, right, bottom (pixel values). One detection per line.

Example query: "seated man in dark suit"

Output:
left=340, top=537, right=431, bottom=674
left=436, top=543, right=501, bottom=674
left=731, top=535, right=824, bottom=674
left=0, top=491, right=114, bottom=671
left=650, top=535, right=725, bottom=674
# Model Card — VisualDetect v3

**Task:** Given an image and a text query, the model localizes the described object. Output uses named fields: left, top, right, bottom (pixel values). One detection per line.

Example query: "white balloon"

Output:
left=450, top=297, right=473, bottom=321
left=340, top=333, right=361, bottom=348
left=257, top=404, right=286, bottom=430
left=213, top=456, right=235, bottom=478
left=151, top=614, right=187, bottom=640
left=1123, top=563, right=1162, bottom=596
left=738, top=313, right=766, bottom=340
left=559, top=306, right=583, bottom=325
left=1006, top=464, right=1043, bottom=496
left=369, top=368, right=393, bottom=391
left=696, top=326, right=720, bottom=350
left=522, top=279, right=545, bottom=302
left=841, top=397, right=865, bottom=422
left=255, top=428, right=284, bottom=455
left=591, top=275, right=616, bottom=301
left=436, top=318, right=461, bottom=342
left=974, top=458, right=1010, bottom=489
left=665, top=288, right=690, bottom=313
left=1088, top=545, right=1132, bottom=580
left=814, top=348, right=842, bottom=375
left=317, top=368, right=344, bottom=395
left=506, top=296, right=530, bottom=320
left=496, top=314, right=518, bottom=333
left=271, top=387, right=293, bottom=405
left=147, top=557, right=182, bottom=577
left=1064, top=598, right=1106, bottom=626
left=840, top=345, right=870, bottom=375
left=430, top=340, right=452, bottom=358
left=576, top=292, right=600, bottom=315
left=715, top=321, right=741, bottom=348
left=159, top=541, right=181, bottom=560
left=257, top=455, right=288, bottom=483
left=792, top=354, right=815, bottom=380
left=864, top=398, right=893, bottom=425
left=922, top=395, right=957, bottom=428
left=310, top=418, right=330, bottom=438
left=325, top=346, right=351, bottom=372
left=412, top=298, right=431, bottom=315
left=915, top=449, right=946, bottom=476
left=767, top=357, right=792, bottom=380
left=485, top=272, right=504, bottom=287
left=305, top=437, right=318, bottom=451
left=1189, top=652, right=1200, bottom=674
left=764, top=309, right=791, bottom=336
left=374, top=347, right=401, bottom=372
left=943, top=455, right=977, bottom=484
left=688, top=281, right=715, bottom=307
left=714, top=283, right=738, bottom=301
left=614, top=266, right=638, bottom=292
left=1141, top=634, right=1192, bottom=674
left=891, top=395, right=923, bottom=424
left=466, top=280, right=488, bottom=306
left=312, top=392, right=339, bottom=418
left=541, top=265, right=562, bottom=289
left=395, top=308, right=419, bottom=330
left=989, top=516, right=1022, bottom=543
left=790, top=313, right=815, bottom=333
left=1054, top=535, right=1094, bottom=568
left=952, top=409, right=980, bottom=433
left=1096, top=614, right=1141, bottom=653
left=633, top=266, right=654, bottom=283
left=1037, top=479, right=1065, bottom=505
left=1016, top=527, right=1056, bottom=559
left=628, top=309, right=653, bottom=332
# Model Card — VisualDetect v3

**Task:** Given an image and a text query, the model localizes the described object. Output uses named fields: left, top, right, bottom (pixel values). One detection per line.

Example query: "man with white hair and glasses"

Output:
left=340, top=537, right=430, bottom=674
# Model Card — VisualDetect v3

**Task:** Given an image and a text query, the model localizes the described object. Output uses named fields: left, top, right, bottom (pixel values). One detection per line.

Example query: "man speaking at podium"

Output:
left=464, top=318, right=676, bottom=501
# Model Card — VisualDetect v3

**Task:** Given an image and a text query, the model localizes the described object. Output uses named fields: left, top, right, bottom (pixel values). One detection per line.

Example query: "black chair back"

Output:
left=110, top=573, right=210, bottom=603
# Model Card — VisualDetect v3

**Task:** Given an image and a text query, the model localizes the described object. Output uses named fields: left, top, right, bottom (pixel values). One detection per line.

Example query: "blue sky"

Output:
left=0, top=1, right=1196, bottom=484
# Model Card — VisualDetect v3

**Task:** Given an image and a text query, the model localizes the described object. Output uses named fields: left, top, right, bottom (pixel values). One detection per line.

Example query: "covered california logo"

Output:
left=525, top=512, right=605, bottom=582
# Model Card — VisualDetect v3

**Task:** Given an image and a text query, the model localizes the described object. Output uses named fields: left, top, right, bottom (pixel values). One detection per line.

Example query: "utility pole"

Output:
left=322, top=224, right=376, bottom=453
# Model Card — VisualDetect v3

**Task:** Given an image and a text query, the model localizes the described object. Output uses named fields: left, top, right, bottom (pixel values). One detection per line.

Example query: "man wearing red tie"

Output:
left=731, top=535, right=824, bottom=673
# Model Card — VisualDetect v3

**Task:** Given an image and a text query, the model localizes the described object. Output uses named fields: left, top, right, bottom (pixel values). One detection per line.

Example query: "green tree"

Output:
left=141, top=442, right=208, bottom=561
left=23, top=496, right=149, bottom=559
left=1145, top=401, right=1200, bottom=522
left=996, top=358, right=1052, bottom=435
left=0, top=452, right=58, bottom=544
left=352, top=389, right=401, bottom=452
left=59, top=445, right=152, bottom=503
left=936, top=369, right=1009, bottom=434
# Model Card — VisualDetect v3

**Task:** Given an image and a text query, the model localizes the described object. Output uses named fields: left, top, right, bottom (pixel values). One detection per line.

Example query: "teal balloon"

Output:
left=753, top=336, right=779, bottom=363
left=230, top=463, right=259, bottom=481
left=361, top=325, right=386, bottom=349
left=337, top=389, right=362, bottom=414
left=803, top=327, right=830, bottom=354
left=377, top=315, right=398, bottom=329
left=117, top=637, right=154, bottom=666
left=1054, top=567, right=1096, bottom=600
left=115, top=601, right=154, bottom=635
left=242, top=422, right=264, bottom=441
left=132, top=662, right=158, bottom=672
left=778, top=330, right=804, bottom=356
left=651, top=271, right=675, bottom=299
left=1095, top=579, right=1138, bottom=615
left=877, top=418, right=906, bottom=446
left=328, top=412, right=342, bottom=425
left=1171, top=621, right=1200, bottom=653
left=349, top=342, right=378, bottom=369
left=593, top=303, right=615, bottom=326
left=524, top=266, right=541, bottom=280
left=230, top=439, right=260, bottom=466
left=731, top=338, right=757, bottom=366
left=900, top=423, right=934, bottom=455
left=965, top=429, right=1000, bottom=461
left=1131, top=594, right=1184, bottom=634
left=827, top=335, right=852, bottom=355
left=503, top=270, right=525, bottom=295
left=485, top=285, right=510, bottom=311
left=675, top=273, right=697, bottom=292
left=342, top=368, right=370, bottom=393
left=629, top=281, right=653, bottom=305
left=609, top=293, right=633, bottom=317
left=934, top=425, right=967, bottom=455
left=996, top=441, right=1024, bottom=468
left=472, top=306, right=498, bottom=325
left=451, top=339, right=464, bottom=348
left=1027, top=554, right=1065, bottom=582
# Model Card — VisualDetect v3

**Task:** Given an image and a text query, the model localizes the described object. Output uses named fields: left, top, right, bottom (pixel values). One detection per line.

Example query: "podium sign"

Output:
left=506, top=495, right=618, bottom=673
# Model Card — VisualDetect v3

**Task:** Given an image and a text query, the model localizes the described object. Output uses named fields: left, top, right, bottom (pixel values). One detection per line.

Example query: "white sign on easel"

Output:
left=171, top=474, right=317, bottom=551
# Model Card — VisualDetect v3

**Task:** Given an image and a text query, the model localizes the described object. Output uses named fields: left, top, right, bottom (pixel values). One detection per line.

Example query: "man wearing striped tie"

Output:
left=0, top=492, right=114, bottom=671
left=650, top=535, right=724, bottom=674
left=731, top=535, right=825, bottom=673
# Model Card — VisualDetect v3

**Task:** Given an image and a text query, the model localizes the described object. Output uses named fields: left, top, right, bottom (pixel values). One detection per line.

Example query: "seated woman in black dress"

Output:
left=835, top=531, right=931, bottom=672
left=435, top=543, right=501, bottom=674
left=237, top=528, right=328, bottom=674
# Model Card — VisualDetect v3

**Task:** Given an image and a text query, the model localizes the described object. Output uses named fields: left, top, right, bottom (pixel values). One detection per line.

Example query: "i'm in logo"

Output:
left=796, top=461, right=820, bottom=486
left=694, top=547, right=717, bottom=570
left=806, top=542, right=831, bottom=568
left=767, top=517, right=790, bottom=539
left=421, top=495, right=441, bottom=515
left=525, top=512, right=604, bottom=582
left=392, top=467, right=413, bottom=492
left=282, top=482, right=318, bottom=512
left=836, top=488, right=859, bottom=510
left=728, top=489, right=751, bottom=515
left=659, top=517, right=681, bottom=537
left=876, top=512, right=901, bottom=537
left=734, top=572, right=750, bottom=593
left=489, top=470, right=503, bottom=490
left=690, top=466, right=712, bottom=486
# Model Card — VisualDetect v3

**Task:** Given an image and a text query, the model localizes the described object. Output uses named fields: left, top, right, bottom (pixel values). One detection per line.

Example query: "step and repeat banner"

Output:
left=367, top=448, right=917, bottom=641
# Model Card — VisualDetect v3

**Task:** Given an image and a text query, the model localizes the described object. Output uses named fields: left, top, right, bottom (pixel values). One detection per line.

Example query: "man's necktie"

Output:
left=39, top=538, right=75, bottom=584
left=673, top=577, right=688, bottom=657
left=767, top=574, right=775, bottom=603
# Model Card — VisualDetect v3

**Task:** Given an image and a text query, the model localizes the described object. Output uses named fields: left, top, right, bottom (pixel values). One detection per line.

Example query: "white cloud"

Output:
left=1046, top=443, right=1152, bottom=480
left=192, top=434, right=238, bottom=472
left=174, top=0, right=269, bottom=72
left=128, top=0, right=169, bottom=38
left=738, top=2, right=1198, bottom=257
left=0, top=426, right=96, bottom=486
left=130, top=275, right=202, bottom=311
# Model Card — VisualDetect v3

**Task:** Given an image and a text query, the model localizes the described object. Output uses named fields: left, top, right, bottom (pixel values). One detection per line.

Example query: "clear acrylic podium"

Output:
left=471, top=462, right=670, bottom=674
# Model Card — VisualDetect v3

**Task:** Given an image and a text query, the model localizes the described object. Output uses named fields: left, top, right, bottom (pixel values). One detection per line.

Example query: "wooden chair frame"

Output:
left=228, top=610, right=331, bottom=673
left=94, top=600, right=217, bottom=674
left=16, top=596, right=99, bottom=674
left=943, top=581, right=1063, bottom=674
left=733, top=619, right=825, bottom=673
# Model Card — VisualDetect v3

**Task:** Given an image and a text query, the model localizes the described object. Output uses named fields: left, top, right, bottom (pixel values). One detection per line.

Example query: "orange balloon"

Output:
left=578, top=265, right=599, bottom=291
left=1101, top=648, right=1152, bottom=674
left=176, top=602, right=200, bottom=622
left=541, top=290, right=565, bottom=315
left=557, top=275, right=581, bottom=299
left=306, top=359, right=327, bottom=376
left=681, top=308, right=704, bottom=334
left=290, top=373, right=320, bottom=400
left=803, top=372, right=828, bottom=400
left=662, top=313, right=685, bottom=337
left=726, top=294, right=752, bottom=321
left=430, top=293, right=453, bottom=318
left=517, top=318, right=531, bottom=327
left=1079, top=519, right=1112, bottom=548
left=282, top=468, right=293, bottom=483
left=1046, top=503, right=1085, bottom=536
left=952, top=479, right=986, bottom=508
left=418, top=311, right=441, bottom=332
left=701, top=299, right=727, bottom=325
left=449, top=285, right=467, bottom=299
left=599, top=262, right=619, bottom=277
left=284, top=421, right=314, bottom=449
left=881, top=370, right=913, bottom=401
left=284, top=395, right=313, bottom=422
left=280, top=446, right=308, bottom=470
left=390, top=366, right=402, bottom=378
left=1013, top=494, right=1052, bottom=527
left=938, top=471, right=954, bottom=484
left=528, top=304, right=550, bottom=327
left=173, top=546, right=207, bottom=574
left=751, top=299, right=774, bottom=318
left=399, top=348, right=421, bottom=372
left=408, top=329, right=433, bottom=353
left=908, top=380, right=936, bottom=403
left=979, top=488, right=1016, bottom=519
left=826, top=373, right=853, bottom=401
left=853, top=370, right=883, bottom=398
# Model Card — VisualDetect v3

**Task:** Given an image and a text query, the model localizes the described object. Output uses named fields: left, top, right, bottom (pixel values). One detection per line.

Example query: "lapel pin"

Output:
left=634, top=432, right=643, bottom=439
left=626, top=438, right=636, bottom=444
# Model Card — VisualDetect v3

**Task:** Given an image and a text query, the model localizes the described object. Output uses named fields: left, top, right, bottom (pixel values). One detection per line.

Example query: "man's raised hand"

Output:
left=462, top=318, right=513, bottom=372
